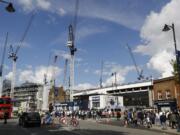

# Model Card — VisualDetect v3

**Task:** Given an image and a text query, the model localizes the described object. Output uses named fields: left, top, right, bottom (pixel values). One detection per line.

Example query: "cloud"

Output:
left=134, top=0, right=180, bottom=78
left=76, top=25, right=108, bottom=42
left=36, top=0, right=51, bottom=10
left=74, top=83, right=95, bottom=90
left=94, top=62, right=134, bottom=86
left=53, top=50, right=71, bottom=60
left=5, top=65, right=62, bottom=85
left=17, top=0, right=51, bottom=11
left=5, top=72, right=13, bottom=80
left=57, top=8, right=66, bottom=16
left=51, top=24, right=108, bottom=46
left=17, top=0, right=145, bottom=30
left=46, top=14, right=57, bottom=25
left=104, top=65, right=134, bottom=86
left=147, top=50, right=174, bottom=77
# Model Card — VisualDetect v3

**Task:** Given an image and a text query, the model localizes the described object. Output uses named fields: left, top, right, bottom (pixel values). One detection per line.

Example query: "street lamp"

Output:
left=0, top=0, right=15, bottom=12
left=162, top=23, right=179, bottom=77
left=111, top=72, right=117, bottom=87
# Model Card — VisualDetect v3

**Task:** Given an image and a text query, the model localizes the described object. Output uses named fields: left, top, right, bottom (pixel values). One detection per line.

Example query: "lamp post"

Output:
left=111, top=72, right=118, bottom=107
left=162, top=23, right=179, bottom=77
left=162, top=23, right=179, bottom=107
left=111, top=72, right=117, bottom=87
left=0, top=0, right=15, bottom=12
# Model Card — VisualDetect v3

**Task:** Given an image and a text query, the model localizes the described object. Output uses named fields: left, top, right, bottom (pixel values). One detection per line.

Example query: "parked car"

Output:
left=19, top=112, right=41, bottom=127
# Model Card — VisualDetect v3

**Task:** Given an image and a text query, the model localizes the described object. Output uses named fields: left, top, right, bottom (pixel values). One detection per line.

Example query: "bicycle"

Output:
left=59, top=116, right=68, bottom=125
left=69, top=117, right=79, bottom=127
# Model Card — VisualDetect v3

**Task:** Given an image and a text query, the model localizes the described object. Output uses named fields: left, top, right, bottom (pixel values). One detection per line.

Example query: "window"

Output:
left=166, top=90, right=171, bottom=99
left=158, top=91, right=162, bottom=100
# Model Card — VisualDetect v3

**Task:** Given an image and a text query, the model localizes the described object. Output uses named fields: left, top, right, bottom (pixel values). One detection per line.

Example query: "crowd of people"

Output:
left=44, top=108, right=180, bottom=132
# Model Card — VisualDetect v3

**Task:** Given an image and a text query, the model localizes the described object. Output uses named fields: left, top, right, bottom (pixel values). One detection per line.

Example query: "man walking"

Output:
left=4, top=110, right=9, bottom=124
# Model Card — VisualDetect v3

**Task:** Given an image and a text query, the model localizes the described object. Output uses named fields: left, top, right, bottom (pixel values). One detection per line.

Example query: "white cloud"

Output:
left=74, top=83, right=95, bottom=90
left=17, top=0, right=145, bottom=30
left=17, top=0, right=51, bottom=11
left=5, top=72, right=13, bottom=80
left=104, top=65, right=134, bottom=85
left=57, top=8, right=66, bottom=16
left=76, top=25, right=108, bottom=42
left=147, top=50, right=174, bottom=77
left=135, top=0, right=180, bottom=78
left=53, top=50, right=71, bottom=60
left=17, top=0, right=35, bottom=11
left=51, top=24, right=108, bottom=46
left=5, top=65, right=62, bottom=85
left=94, top=62, right=134, bottom=86
left=37, top=0, right=51, bottom=10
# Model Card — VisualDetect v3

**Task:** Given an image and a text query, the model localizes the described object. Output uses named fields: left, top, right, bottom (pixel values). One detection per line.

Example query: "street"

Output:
left=0, top=118, right=175, bottom=135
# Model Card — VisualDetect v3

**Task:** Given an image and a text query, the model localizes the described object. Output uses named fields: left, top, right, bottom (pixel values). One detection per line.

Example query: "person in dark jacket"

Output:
left=160, top=113, right=167, bottom=130
left=4, top=110, right=9, bottom=124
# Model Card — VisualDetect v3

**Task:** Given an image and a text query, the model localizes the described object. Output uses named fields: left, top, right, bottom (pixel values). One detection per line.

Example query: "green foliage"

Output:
left=170, top=60, right=180, bottom=84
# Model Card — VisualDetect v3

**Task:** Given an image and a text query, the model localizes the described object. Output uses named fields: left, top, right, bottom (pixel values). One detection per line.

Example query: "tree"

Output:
left=170, top=59, right=180, bottom=84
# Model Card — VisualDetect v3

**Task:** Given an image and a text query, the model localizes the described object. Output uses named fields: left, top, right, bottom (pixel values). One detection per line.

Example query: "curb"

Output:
left=93, top=119, right=180, bottom=135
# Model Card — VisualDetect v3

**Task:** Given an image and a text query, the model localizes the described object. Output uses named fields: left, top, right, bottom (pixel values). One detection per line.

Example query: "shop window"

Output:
left=92, top=102, right=100, bottom=108
left=166, top=90, right=171, bottom=99
left=158, top=91, right=162, bottom=100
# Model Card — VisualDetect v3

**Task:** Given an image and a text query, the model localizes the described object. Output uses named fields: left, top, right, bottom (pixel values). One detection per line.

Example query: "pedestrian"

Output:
left=160, top=112, right=167, bottom=130
left=171, top=111, right=177, bottom=129
left=4, top=110, right=9, bottom=124
left=177, top=113, right=180, bottom=132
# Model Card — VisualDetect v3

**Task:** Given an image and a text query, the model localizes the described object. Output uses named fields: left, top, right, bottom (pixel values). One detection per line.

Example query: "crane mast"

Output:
left=63, top=59, right=68, bottom=90
left=8, top=12, right=35, bottom=99
left=67, top=0, right=79, bottom=102
left=0, top=32, right=8, bottom=97
left=100, top=60, right=104, bottom=88
left=126, top=44, right=144, bottom=80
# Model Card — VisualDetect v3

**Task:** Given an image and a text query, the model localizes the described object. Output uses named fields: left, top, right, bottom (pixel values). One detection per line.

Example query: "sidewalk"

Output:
left=86, top=118, right=180, bottom=135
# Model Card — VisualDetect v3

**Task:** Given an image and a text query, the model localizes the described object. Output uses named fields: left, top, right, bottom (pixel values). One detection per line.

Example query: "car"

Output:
left=19, top=112, right=41, bottom=127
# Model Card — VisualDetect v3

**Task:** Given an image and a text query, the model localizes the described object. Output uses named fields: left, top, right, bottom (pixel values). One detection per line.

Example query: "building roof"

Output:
left=153, top=76, right=174, bottom=83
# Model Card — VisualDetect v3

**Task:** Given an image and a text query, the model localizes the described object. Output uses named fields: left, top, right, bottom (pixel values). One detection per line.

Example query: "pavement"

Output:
left=85, top=118, right=180, bottom=135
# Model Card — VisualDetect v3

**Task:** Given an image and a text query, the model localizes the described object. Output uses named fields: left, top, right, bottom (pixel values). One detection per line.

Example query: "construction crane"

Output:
left=42, top=52, right=53, bottom=111
left=63, top=59, right=68, bottom=89
left=67, top=0, right=79, bottom=102
left=0, top=32, right=8, bottom=97
left=126, top=44, right=144, bottom=80
left=99, top=60, right=104, bottom=88
left=8, top=12, right=35, bottom=99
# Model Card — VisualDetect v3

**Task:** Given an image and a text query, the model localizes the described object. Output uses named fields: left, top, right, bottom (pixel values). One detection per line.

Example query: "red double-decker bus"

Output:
left=0, top=97, right=12, bottom=119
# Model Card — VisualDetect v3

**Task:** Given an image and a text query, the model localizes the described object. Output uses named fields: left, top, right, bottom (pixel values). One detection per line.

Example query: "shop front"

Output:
left=154, top=99, right=177, bottom=111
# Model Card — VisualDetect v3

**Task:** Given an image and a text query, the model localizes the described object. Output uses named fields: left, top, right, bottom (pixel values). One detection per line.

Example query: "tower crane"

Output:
left=63, top=59, right=68, bottom=89
left=67, top=0, right=79, bottom=102
left=0, top=32, right=8, bottom=97
left=99, top=60, right=104, bottom=88
left=126, top=44, right=144, bottom=80
left=8, top=12, right=35, bottom=99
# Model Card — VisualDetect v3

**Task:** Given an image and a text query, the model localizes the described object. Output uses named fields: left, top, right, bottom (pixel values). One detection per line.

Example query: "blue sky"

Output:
left=1, top=0, right=180, bottom=90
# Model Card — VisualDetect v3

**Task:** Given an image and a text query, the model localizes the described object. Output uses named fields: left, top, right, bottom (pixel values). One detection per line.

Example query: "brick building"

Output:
left=48, top=86, right=67, bottom=105
left=153, top=76, right=180, bottom=111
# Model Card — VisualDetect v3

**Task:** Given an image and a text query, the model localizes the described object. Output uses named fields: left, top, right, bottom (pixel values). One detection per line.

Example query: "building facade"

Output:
left=48, top=86, right=66, bottom=105
left=153, top=76, right=180, bottom=111
left=73, top=80, right=153, bottom=110
left=2, top=82, right=43, bottom=111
